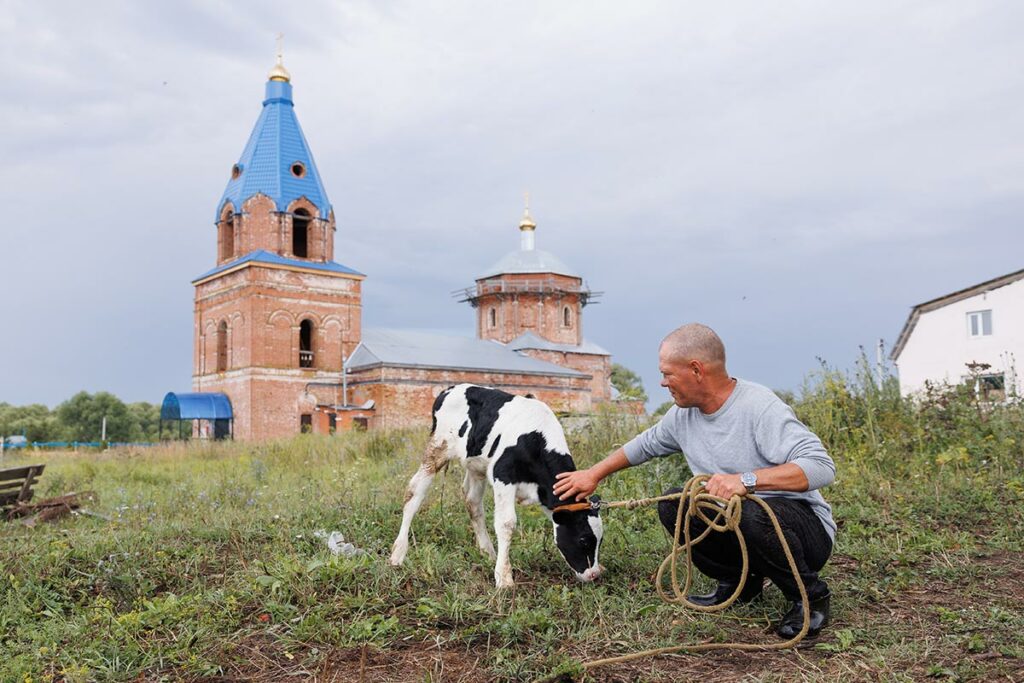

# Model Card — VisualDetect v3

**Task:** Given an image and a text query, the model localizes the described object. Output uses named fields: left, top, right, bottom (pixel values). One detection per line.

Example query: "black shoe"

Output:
left=775, top=592, right=831, bottom=639
left=687, top=576, right=764, bottom=607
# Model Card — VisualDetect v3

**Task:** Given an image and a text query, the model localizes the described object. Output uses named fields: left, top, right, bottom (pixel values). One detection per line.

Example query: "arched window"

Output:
left=220, top=211, right=235, bottom=262
left=299, top=319, right=315, bottom=368
left=293, top=209, right=311, bottom=258
left=489, top=308, right=497, bottom=328
left=216, top=321, right=228, bottom=372
left=563, top=306, right=572, bottom=327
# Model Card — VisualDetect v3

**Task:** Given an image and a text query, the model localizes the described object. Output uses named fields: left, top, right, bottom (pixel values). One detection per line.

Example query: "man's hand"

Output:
left=553, top=468, right=601, bottom=501
left=703, top=473, right=747, bottom=499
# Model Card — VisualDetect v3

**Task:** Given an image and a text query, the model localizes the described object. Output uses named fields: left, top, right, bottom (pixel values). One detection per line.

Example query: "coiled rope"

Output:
left=538, top=474, right=810, bottom=681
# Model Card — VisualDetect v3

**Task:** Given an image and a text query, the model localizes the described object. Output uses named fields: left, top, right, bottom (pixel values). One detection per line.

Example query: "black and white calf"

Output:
left=389, top=384, right=604, bottom=588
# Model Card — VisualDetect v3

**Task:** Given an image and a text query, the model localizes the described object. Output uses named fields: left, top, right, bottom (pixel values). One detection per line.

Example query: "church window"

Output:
left=563, top=306, right=572, bottom=327
left=221, top=214, right=235, bottom=261
left=291, top=161, right=306, bottom=178
left=216, top=321, right=228, bottom=372
left=489, top=308, right=497, bottom=328
left=231, top=163, right=242, bottom=179
left=293, top=209, right=310, bottom=258
left=299, top=319, right=315, bottom=368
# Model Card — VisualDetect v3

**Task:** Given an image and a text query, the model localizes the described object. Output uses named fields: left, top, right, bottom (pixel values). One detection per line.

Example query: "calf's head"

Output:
left=552, top=507, right=605, bottom=582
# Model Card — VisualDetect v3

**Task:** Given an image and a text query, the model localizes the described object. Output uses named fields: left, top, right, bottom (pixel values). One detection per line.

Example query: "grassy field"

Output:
left=2, top=370, right=1024, bottom=682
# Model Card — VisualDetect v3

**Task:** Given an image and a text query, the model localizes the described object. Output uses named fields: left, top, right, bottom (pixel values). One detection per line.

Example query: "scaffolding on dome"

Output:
left=160, top=392, right=234, bottom=441
left=452, top=277, right=602, bottom=307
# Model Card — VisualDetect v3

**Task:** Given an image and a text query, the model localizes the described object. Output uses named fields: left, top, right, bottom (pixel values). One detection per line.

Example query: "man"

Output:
left=553, top=323, right=835, bottom=638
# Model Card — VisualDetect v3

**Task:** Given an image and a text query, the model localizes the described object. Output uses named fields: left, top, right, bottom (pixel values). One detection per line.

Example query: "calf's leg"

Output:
left=491, top=483, right=518, bottom=588
left=390, top=440, right=449, bottom=566
left=463, top=471, right=495, bottom=560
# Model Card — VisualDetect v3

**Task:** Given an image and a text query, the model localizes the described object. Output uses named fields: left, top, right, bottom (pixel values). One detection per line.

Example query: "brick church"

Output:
left=189, top=57, right=618, bottom=440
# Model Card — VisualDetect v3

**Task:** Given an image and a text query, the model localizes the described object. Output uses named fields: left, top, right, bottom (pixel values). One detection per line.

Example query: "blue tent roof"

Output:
left=216, top=79, right=331, bottom=220
left=192, top=249, right=365, bottom=283
left=161, top=392, right=233, bottom=421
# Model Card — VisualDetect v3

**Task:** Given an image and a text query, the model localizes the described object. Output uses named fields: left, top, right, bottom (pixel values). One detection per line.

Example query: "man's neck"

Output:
left=698, top=377, right=737, bottom=415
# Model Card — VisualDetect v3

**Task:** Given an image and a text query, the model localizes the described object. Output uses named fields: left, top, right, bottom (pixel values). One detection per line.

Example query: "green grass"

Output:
left=2, top=374, right=1024, bottom=682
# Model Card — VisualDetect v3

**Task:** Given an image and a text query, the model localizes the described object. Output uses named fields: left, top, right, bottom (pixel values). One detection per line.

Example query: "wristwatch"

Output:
left=740, top=471, right=757, bottom=494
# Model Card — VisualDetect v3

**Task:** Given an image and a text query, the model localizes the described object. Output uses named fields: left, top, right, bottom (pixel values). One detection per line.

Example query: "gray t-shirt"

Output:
left=623, top=379, right=836, bottom=541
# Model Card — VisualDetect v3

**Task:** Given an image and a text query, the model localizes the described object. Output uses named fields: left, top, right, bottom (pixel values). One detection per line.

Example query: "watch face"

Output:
left=741, top=473, right=756, bottom=488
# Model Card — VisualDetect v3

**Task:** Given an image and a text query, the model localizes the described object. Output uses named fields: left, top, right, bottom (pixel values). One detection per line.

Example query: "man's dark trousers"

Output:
left=658, top=488, right=832, bottom=601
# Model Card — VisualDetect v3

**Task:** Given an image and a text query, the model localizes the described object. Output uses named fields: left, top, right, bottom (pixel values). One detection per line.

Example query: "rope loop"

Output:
left=535, top=474, right=813, bottom=680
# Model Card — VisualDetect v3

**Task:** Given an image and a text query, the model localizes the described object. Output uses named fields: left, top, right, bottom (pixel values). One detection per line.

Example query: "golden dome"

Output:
left=519, top=209, right=536, bottom=231
left=519, top=192, right=536, bottom=230
left=268, top=59, right=291, bottom=83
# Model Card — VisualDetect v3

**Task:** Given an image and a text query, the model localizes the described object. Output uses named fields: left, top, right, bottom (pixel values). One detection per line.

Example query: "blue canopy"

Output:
left=161, top=392, right=233, bottom=421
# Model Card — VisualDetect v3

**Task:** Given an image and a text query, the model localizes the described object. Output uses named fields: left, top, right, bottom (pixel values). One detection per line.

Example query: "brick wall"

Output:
left=517, top=349, right=612, bottom=402
left=474, top=273, right=584, bottom=345
left=346, top=365, right=593, bottom=429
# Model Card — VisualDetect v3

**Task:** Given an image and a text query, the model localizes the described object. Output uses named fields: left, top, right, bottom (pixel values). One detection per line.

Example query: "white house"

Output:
left=891, top=268, right=1023, bottom=399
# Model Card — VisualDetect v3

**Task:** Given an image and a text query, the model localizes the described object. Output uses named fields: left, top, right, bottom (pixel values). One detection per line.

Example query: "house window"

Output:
left=328, top=413, right=337, bottom=435
left=216, top=321, right=228, bottom=372
left=293, top=209, right=311, bottom=258
left=967, top=310, right=992, bottom=337
left=563, top=306, right=572, bottom=327
left=300, top=414, right=313, bottom=433
left=489, top=308, right=497, bottom=328
left=299, top=319, right=315, bottom=368
left=975, top=373, right=1005, bottom=402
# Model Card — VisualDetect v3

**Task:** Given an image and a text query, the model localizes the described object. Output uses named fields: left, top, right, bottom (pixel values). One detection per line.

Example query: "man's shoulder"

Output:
left=735, top=379, right=790, bottom=412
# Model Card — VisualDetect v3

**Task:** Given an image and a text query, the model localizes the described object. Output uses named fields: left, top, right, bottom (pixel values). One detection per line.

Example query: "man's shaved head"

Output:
left=660, top=323, right=727, bottom=367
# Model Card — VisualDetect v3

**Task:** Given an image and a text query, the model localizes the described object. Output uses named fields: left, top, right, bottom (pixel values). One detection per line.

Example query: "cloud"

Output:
left=2, top=0, right=1023, bottom=407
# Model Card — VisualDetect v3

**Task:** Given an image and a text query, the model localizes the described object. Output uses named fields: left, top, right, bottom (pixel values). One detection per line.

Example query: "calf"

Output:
left=389, top=384, right=604, bottom=588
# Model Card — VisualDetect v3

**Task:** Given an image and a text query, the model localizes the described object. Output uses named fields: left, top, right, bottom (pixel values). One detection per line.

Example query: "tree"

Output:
left=0, top=403, right=63, bottom=442
left=56, top=392, right=132, bottom=442
left=128, top=402, right=162, bottom=441
left=611, top=363, right=648, bottom=402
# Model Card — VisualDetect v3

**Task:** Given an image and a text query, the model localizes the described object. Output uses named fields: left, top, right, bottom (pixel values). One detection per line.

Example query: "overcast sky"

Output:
left=2, top=0, right=1023, bottom=409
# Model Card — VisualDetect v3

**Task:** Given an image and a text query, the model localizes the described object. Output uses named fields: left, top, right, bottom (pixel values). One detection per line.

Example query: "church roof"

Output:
left=477, top=203, right=580, bottom=280
left=478, top=248, right=580, bottom=280
left=506, top=331, right=611, bottom=356
left=216, top=78, right=331, bottom=220
left=192, top=249, right=364, bottom=283
left=347, top=328, right=588, bottom=377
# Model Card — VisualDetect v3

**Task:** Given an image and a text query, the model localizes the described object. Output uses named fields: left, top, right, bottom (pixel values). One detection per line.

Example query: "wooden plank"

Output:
left=0, top=476, right=40, bottom=493
left=18, top=466, right=42, bottom=503
left=0, top=465, right=45, bottom=482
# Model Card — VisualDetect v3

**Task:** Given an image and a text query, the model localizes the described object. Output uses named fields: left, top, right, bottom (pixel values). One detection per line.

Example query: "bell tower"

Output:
left=191, top=52, right=364, bottom=440
left=459, top=198, right=598, bottom=345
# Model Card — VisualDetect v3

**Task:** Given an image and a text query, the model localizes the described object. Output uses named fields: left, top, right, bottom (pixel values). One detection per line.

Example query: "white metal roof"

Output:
left=347, top=328, right=589, bottom=377
left=506, top=331, right=611, bottom=356
left=477, top=248, right=579, bottom=280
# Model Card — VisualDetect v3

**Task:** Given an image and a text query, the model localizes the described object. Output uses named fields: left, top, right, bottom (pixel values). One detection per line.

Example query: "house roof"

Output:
left=216, top=77, right=331, bottom=220
left=161, top=392, right=233, bottom=420
left=192, top=249, right=364, bottom=283
left=506, top=331, right=611, bottom=356
left=347, top=328, right=589, bottom=377
left=891, top=266, right=1024, bottom=361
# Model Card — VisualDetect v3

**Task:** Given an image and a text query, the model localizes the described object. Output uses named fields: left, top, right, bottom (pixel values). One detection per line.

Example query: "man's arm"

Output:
left=703, top=462, right=809, bottom=499
left=553, top=448, right=631, bottom=501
